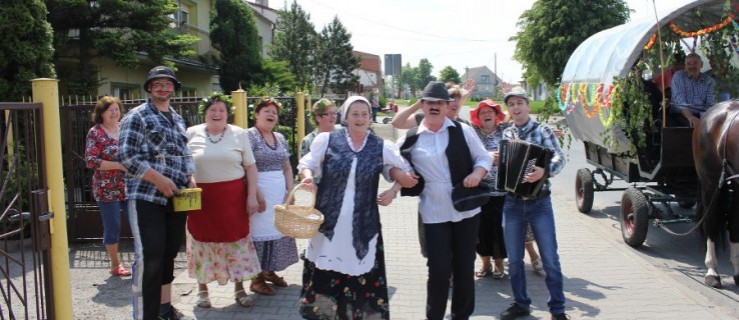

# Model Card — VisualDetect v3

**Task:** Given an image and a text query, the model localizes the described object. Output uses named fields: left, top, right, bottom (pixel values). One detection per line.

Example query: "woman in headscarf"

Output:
left=297, top=96, right=417, bottom=319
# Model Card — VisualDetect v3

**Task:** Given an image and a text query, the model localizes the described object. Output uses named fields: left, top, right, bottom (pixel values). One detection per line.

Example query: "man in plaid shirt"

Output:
left=498, top=87, right=568, bottom=320
left=670, top=53, right=716, bottom=127
left=119, top=66, right=195, bottom=320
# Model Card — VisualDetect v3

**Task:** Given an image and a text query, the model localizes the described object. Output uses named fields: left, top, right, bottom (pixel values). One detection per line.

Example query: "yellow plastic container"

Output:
left=173, top=188, right=202, bottom=211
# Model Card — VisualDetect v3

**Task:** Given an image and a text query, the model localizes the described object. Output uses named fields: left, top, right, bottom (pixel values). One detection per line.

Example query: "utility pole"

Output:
left=494, top=53, right=498, bottom=98
left=494, top=53, right=498, bottom=86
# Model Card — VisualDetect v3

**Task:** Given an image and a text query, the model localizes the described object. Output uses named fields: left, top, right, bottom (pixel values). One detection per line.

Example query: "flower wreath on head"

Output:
left=198, top=92, right=234, bottom=117
left=253, top=97, right=282, bottom=111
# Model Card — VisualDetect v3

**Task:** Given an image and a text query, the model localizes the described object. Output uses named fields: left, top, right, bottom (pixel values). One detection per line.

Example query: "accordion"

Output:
left=496, top=139, right=554, bottom=199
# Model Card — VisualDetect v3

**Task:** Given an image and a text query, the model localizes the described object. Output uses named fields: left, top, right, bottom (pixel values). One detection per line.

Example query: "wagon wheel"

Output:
left=382, top=117, right=391, bottom=124
left=620, top=187, right=649, bottom=247
left=575, top=168, right=594, bottom=213
left=677, top=200, right=695, bottom=209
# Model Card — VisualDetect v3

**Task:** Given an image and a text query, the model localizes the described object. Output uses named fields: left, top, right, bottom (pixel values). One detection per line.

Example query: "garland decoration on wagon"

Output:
left=667, top=12, right=734, bottom=38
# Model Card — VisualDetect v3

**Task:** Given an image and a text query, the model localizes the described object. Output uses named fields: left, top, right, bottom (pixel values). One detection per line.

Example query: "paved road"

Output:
left=69, top=117, right=738, bottom=319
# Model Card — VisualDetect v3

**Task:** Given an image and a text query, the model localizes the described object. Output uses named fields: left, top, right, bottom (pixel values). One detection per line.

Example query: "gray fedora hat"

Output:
left=144, top=66, right=182, bottom=93
left=503, top=86, right=529, bottom=104
left=420, top=81, right=453, bottom=101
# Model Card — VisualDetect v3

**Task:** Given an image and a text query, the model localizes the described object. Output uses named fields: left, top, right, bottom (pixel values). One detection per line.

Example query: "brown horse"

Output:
left=692, top=100, right=739, bottom=288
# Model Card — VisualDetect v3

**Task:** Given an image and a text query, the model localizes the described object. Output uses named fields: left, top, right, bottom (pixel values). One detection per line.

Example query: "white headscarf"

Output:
left=340, top=96, right=372, bottom=126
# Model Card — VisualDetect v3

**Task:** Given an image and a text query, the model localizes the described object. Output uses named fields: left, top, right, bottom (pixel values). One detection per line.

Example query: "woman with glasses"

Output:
left=299, top=99, right=338, bottom=158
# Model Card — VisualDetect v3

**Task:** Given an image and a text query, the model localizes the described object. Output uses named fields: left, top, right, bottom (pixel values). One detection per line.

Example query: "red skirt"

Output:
left=187, top=178, right=249, bottom=243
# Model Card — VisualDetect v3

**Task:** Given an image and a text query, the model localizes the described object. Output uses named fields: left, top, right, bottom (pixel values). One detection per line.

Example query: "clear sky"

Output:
left=266, top=0, right=695, bottom=83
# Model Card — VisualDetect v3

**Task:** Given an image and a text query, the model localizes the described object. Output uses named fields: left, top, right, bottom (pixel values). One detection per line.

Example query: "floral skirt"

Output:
left=186, top=235, right=262, bottom=285
left=299, top=235, right=389, bottom=320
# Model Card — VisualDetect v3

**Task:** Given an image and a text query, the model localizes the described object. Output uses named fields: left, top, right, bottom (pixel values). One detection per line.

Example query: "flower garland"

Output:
left=667, top=12, right=734, bottom=38
left=557, top=84, right=569, bottom=111
left=559, top=82, right=616, bottom=120
left=598, top=84, right=620, bottom=128
left=644, top=34, right=657, bottom=50
left=579, top=83, right=599, bottom=118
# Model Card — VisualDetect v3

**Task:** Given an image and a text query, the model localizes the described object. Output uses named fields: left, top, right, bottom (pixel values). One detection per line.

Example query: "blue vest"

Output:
left=315, top=130, right=383, bottom=260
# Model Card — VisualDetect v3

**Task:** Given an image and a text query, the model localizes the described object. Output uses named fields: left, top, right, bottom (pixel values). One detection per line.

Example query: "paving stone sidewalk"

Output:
left=70, top=118, right=737, bottom=319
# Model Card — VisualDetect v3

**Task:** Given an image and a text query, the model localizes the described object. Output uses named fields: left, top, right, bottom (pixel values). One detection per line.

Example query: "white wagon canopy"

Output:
left=559, top=0, right=736, bottom=153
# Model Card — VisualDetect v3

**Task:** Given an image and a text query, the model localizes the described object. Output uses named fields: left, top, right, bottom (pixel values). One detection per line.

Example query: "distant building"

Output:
left=460, top=66, right=503, bottom=99
left=246, top=0, right=278, bottom=58
left=352, top=51, right=383, bottom=96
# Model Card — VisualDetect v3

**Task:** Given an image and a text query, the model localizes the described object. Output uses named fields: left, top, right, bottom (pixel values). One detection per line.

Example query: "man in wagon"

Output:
left=670, top=53, right=716, bottom=127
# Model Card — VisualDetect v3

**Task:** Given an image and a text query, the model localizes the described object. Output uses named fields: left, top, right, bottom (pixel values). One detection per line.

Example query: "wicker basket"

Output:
left=274, top=185, right=324, bottom=239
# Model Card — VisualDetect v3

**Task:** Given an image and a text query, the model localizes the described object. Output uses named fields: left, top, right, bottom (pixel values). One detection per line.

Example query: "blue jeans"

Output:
left=503, top=195, right=565, bottom=314
left=97, top=200, right=128, bottom=245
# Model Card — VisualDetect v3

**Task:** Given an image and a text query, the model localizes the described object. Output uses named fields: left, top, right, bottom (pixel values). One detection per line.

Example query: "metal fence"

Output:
left=62, top=96, right=305, bottom=241
left=0, top=102, right=54, bottom=319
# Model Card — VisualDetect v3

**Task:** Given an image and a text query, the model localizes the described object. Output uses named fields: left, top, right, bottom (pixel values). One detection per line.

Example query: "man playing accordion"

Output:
left=498, top=87, right=569, bottom=320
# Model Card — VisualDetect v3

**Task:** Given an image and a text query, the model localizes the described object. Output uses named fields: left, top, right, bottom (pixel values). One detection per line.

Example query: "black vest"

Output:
left=399, top=120, right=474, bottom=196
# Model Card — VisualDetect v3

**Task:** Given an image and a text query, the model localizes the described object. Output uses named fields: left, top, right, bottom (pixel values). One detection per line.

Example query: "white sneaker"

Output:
left=532, top=258, right=543, bottom=271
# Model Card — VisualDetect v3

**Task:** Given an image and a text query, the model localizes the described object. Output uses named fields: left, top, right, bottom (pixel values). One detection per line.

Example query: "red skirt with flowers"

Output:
left=187, top=178, right=249, bottom=243
left=299, top=234, right=389, bottom=319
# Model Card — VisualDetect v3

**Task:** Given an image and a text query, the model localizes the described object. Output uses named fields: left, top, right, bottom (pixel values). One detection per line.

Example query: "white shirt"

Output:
left=396, top=118, right=492, bottom=223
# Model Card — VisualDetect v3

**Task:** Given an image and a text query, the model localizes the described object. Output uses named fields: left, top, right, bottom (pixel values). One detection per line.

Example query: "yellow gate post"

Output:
left=296, top=92, right=305, bottom=156
left=31, top=78, right=73, bottom=320
left=232, top=89, right=247, bottom=129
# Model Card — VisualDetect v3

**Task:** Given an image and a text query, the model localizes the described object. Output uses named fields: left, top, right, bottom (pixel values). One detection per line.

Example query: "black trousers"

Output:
left=424, top=214, right=480, bottom=320
left=476, top=196, right=507, bottom=259
left=130, top=199, right=187, bottom=320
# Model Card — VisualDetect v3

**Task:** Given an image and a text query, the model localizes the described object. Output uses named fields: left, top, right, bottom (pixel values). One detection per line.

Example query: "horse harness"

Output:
left=718, top=110, right=739, bottom=190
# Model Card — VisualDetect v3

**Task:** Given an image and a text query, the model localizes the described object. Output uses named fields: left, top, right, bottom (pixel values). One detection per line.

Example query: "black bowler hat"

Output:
left=420, top=81, right=453, bottom=101
left=144, top=66, right=182, bottom=93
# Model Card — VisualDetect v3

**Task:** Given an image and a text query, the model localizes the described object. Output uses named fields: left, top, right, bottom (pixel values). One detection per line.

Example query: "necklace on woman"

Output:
left=260, top=130, right=278, bottom=150
left=205, top=127, right=225, bottom=144
left=480, top=127, right=496, bottom=135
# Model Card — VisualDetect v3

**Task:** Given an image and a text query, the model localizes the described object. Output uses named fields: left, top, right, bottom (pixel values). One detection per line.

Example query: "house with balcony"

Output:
left=59, top=0, right=277, bottom=99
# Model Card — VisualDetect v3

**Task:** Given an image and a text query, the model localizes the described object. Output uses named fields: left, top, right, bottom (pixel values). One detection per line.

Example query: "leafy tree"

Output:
left=439, top=66, right=461, bottom=84
left=270, top=1, right=316, bottom=90
left=45, top=0, right=199, bottom=95
left=398, top=63, right=418, bottom=96
left=417, top=58, right=436, bottom=87
left=0, top=0, right=56, bottom=100
left=258, top=58, right=296, bottom=92
left=314, top=17, right=360, bottom=95
left=511, top=0, right=630, bottom=86
left=210, top=0, right=261, bottom=92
